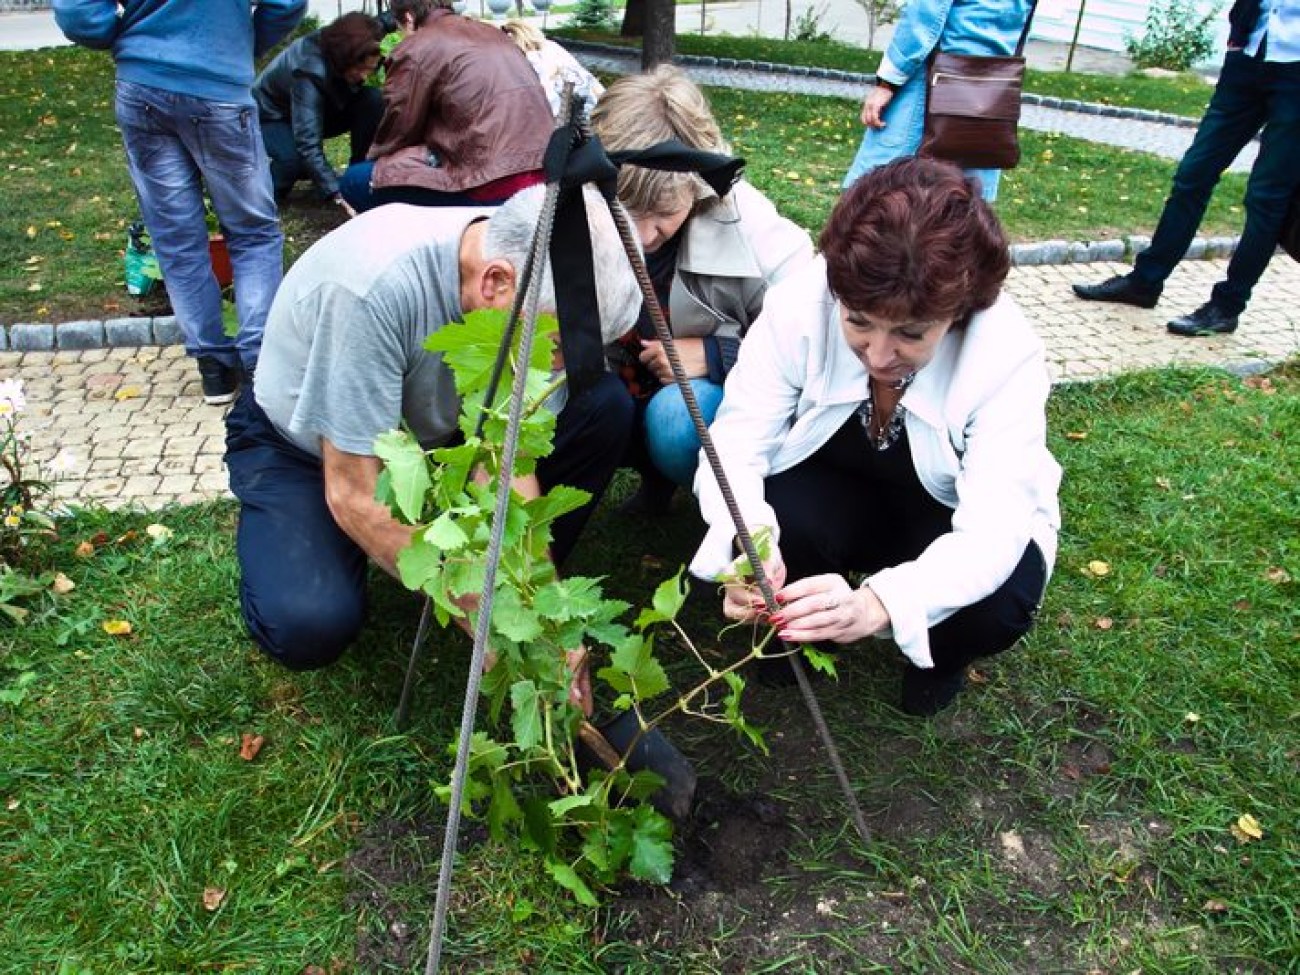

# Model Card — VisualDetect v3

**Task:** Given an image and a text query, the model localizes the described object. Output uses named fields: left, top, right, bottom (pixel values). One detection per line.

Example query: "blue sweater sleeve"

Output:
left=879, top=0, right=955, bottom=84
left=52, top=0, right=121, bottom=49
left=253, top=0, right=308, bottom=59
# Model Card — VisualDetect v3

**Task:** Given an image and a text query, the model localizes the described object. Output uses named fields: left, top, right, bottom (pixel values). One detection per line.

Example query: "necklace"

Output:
left=857, top=371, right=916, bottom=451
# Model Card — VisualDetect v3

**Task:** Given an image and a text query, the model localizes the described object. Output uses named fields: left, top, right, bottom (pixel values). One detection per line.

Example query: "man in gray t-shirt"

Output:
left=225, top=186, right=641, bottom=674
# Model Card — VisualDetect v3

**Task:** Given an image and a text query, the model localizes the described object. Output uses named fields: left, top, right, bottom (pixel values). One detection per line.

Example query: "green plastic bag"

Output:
left=124, top=220, right=162, bottom=297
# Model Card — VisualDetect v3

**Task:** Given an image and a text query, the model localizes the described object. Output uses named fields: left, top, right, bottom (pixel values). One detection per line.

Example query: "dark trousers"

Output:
left=260, top=86, right=384, bottom=199
left=224, top=373, right=633, bottom=670
left=1133, top=50, right=1300, bottom=315
left=764, top=447, right=1047, bottom=678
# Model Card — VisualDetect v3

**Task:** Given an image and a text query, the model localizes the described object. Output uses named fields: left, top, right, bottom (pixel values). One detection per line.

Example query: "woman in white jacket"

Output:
left=692, top=158, right=1061, bottom=715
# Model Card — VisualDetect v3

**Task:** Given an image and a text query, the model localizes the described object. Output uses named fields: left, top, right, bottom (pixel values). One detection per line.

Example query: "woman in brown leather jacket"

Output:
left=337, top=6, right=554, bottom=211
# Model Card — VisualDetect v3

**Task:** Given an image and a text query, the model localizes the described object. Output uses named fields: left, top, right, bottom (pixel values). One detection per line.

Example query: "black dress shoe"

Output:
left=1072, top=274, right=1162, bottom=309
left=1166, top=302, right=1239, bottom=337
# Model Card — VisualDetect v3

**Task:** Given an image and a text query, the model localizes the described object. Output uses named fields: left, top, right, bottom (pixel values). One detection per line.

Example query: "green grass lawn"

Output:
left=0, top=46, right=1246, bottom=327
left=3, top=363, right=1297, bottom=971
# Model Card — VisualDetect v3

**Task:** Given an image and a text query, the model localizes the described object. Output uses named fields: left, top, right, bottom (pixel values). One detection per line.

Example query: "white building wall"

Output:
left=1030, top=0, right=1232, bottom=63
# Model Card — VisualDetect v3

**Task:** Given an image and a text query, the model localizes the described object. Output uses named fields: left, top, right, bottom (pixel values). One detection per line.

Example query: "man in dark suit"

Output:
left=1072, top=0, right=1300, bottom=336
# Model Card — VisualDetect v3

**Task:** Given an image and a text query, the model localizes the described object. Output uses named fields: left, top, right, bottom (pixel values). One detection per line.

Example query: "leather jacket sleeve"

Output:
left=290, top=73, right=340, bottom=197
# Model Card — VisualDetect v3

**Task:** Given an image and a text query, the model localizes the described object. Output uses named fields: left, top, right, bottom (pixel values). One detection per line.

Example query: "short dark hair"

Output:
left=390, top=0, right=446, bottom=29
left=319, top=12, right=384, bottom=76
left=820, top=158, right=1010, bottom=327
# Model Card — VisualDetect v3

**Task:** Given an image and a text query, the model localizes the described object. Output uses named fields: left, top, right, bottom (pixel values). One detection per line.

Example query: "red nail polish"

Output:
left=769, top=614, right=785, bottom=627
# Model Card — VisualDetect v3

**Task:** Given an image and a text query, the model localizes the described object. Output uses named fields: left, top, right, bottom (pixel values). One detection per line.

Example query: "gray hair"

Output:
left=484, top=184, right=642, bottom=346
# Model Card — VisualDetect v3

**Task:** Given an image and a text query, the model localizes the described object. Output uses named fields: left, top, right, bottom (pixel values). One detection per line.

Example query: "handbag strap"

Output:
left=1014, top=0, right=1042, bottom=58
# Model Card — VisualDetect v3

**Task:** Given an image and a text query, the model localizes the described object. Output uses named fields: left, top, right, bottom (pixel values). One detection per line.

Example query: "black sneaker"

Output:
left=196, top=356, right=238, bottom=406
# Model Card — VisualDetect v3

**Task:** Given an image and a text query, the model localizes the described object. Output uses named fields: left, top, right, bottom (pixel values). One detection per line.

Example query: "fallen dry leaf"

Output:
left=966, top=667, right=988, bottom=685
left=101, top=619, right=132, bottom=636
left=239, top=733, right=265, bottom=762
left=202, top=887, right=226, bottom=911
left=114, top=385, right=143, bottom=402
left=1065, top=431, right=1088, bottom=440
left=1155, top=476, right=1172, bottom=491
left=1185, top=712, right=1201, bottom=724
left=1264, top=566, right=1292, bottom=584
left=74, top=541, right=95, bottom=558
left=1086, top=560, right=1111, bottom=578
left=1230, top=813, right=1263, bottom=843
left=1094, top=617, right=1114, bottom=630
left=50, top=572, right=75, bottom=594
left=145, top=523, right=173, bottom=542
left=1202, top=898, right=1229, bottom=913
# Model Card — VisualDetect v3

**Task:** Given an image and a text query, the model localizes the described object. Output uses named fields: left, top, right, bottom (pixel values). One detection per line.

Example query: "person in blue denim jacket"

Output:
left=52, top=0, right=306, bottom=405
left=843, top=0, right=1032, bottom=201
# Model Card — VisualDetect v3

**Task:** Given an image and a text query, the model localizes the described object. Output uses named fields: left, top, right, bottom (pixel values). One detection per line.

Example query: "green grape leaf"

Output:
left=524, top=485, right=592, bottom=528
left=548, top=794, right=596, bottom=818
left=425, top=512, right=469, bottom=552
left=430, top=440, right=479, bottom=504
left=522, top=797, right=556, bottom=855
left=533, top=576, right=605, bottom=623
left=546, top=858, right=599, bottom=906
left=598, top=634, right=670, bottom=700
left=510, top=679, right=544, bottom=750
left=635, top=569, right=689, bottom=629
left=395, top=540, right=443, bottom=594
left=372, top=428, right=431, bottom=524
left=628, top=805, right=674, bottom=885
left=802, top=642, right=839, bottom=678
left=487, top=775, right=523, bottom=841
left=722, top=670, right=769, bottom=754
left=425, top=309, right=558, bottom=396
left=491, top=584, right=543, bottom=643
left=717, top=525, right=776, bottom=584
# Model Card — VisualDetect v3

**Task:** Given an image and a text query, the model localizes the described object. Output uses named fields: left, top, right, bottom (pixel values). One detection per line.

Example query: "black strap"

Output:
left=1014, top=0, right=1041, bottom=57
left=543, top=114, right=745, bottom=392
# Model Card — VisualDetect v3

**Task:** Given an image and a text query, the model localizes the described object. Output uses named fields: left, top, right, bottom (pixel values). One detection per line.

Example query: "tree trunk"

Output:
left=621, top=0, right=645, bottom=36
left=641, top=0, right=676, bottom=69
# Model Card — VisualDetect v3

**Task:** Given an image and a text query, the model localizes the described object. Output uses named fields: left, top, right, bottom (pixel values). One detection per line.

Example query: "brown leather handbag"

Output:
left=918, top=0, right=1039, bottom=171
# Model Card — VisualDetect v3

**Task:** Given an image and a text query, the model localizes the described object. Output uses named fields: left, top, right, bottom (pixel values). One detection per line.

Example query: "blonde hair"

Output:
left=501, top=19, right=545, bottom=53
left=590, top=65, right=730, bottom=217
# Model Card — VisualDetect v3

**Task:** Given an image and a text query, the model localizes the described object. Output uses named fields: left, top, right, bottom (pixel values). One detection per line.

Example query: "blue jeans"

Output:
left=1133, top=51, right=1300, bottom=315
left=225, top=373, right=633, bottom=670
left=643, top=378, right=724, bottom=487
left=338, top=160, right=490, bottom=212
left=115, top=80, right=284, bottom=368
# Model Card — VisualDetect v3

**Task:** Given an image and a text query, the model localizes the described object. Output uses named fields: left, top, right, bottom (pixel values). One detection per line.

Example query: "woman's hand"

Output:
left=722, top=548, right=787, bottom=622
left=639, top=337, right=707, bottom=385
left=768, top=574, right=891, bottom=644
left=860, top=85, right=895, bottom=129
left=566, top=646, right=593, bottom=717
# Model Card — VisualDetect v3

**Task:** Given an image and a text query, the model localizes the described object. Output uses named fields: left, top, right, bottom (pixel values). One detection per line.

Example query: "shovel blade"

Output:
left=578, top=712, right=697, bottom=821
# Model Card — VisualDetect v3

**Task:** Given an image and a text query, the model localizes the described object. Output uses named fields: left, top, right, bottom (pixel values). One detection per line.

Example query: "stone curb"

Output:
left=2, top=315, right=180, bottom=352
left=0, top=232, right=1243, bottom=353
left=561, top=38, right=1209, bottom=128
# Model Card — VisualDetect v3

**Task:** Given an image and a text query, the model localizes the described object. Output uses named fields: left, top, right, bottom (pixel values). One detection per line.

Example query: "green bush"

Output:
left=568, top=0, right=618, bottom=32
left=1125, top=0, right=1221, bottom=71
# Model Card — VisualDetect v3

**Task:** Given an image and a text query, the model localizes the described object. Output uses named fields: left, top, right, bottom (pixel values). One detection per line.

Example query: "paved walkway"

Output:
left=6, top=255, right=1299, bottom=510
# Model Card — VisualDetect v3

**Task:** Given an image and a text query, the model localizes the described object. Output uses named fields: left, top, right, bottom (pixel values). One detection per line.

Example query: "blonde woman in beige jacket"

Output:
left=591, top=65, right=814, bottom=513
